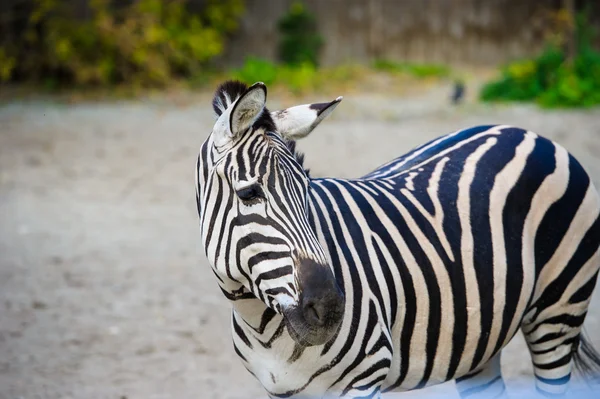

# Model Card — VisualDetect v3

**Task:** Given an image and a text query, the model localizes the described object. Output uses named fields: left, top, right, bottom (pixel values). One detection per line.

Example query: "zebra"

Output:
left=195, top=80, right=600, bottom=398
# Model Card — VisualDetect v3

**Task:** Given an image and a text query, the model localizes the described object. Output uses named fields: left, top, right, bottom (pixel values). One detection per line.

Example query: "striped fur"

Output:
left=196, top=81, right=600, bottom=398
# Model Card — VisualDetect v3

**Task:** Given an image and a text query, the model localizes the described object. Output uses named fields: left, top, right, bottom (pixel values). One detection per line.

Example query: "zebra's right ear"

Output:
left=271, top=96, right=343, bottom=140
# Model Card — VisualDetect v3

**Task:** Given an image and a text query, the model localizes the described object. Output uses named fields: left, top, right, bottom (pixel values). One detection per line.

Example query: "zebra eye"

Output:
left=236, top=184, right=264, bottom=203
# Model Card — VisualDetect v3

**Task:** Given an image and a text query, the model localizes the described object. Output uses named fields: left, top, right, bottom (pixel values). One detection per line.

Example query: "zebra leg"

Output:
left=455, top=353, right=507, bottom=399
left=521, top=319, right=579, bottom=397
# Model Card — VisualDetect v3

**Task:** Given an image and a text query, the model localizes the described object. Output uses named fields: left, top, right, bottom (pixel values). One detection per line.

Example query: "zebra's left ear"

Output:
left=271, top=96, right=343, bottom=140
left=230, top=82, right=267, bottom=136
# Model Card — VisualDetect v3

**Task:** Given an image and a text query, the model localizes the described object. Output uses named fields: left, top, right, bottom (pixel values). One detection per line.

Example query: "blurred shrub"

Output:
left=277, top=2, right=323, bottom=67
left=0, top=0, right=244, bottom=88
left=233, top=57, right=279, bottom=86
left=373, top=59, right=451, bottom=79
left=480, top=9, right=600, bottom=108
left=233, top=57, right=317, bottom=94
left=0, top=48, right=16, bottom=82
left=232, top=57, right=367, bottom=95
left=277, top=62, right=318, bottom=93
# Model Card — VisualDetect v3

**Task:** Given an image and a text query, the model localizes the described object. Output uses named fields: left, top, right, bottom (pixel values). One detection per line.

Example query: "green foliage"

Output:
left=0, top=0, right=244, bottom=87
left=0, top=48, right=16, bottom=82
left=233, top=57, right=317, bottom=94
left=232, top=55, right=454, bottom=95
left=480, top=10, right=600, bottom=108
left=277, top=2, right=323, bottom=67
left=233, top=57, right=280, bottom=86
left=372, top=59, right=451, bottom=79
left=231, top=57, right=367, bottom=95
left=277, top=62, right=319, bottom=93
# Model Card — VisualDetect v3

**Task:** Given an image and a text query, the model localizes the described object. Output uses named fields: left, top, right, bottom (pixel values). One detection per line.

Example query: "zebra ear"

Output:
left=229, top=82, right=267, bottom=136
left=272, top=96, right=343, bottom=140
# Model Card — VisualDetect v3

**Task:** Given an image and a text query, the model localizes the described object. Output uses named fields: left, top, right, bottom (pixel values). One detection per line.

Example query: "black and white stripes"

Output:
left=196, top=81, right=600, bottom=398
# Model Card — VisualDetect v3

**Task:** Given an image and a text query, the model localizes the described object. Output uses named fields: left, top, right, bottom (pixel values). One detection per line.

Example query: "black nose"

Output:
left=302, top=297, right=329, bottom=327
left=297, top=259, right=345, bottom=328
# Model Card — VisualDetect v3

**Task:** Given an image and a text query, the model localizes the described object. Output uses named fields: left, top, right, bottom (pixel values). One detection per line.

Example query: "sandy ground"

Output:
left=1, top=83, right=600, bottom=399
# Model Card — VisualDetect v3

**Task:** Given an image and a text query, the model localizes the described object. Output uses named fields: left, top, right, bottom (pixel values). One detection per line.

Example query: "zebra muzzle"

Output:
left=283, top=258, right=345, bottom=346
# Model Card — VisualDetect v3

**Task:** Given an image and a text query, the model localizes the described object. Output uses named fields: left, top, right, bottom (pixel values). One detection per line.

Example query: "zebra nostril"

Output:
left=303, top=300, right=326, bottom=327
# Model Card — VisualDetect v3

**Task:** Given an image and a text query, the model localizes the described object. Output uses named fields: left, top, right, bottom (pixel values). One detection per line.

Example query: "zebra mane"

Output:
left=284, top=139, right=310, bottom=177
left=212, top=80, right=248, bottom=117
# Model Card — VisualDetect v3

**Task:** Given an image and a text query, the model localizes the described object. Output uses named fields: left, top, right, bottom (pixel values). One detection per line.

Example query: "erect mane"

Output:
left=284, top=139, right=310, bottom=177
left=212, top=80, right=248, bottom=117
left=212, top=79, right=276, bottom=133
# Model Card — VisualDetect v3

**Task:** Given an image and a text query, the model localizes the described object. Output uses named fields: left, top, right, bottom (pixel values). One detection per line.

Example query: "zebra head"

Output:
left=196, top=80, right=345, bottom=346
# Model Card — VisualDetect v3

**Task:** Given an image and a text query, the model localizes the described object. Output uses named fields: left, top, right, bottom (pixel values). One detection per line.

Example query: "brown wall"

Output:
left=221, top=0, right=594, bottom=67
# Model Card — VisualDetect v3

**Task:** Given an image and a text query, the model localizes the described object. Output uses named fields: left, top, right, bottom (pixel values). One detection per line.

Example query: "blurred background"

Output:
left=1, top=1, right=599, bottom=398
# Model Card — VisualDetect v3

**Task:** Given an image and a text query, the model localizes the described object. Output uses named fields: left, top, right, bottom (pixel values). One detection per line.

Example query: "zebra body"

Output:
left=196, top=81, right=600, bottom=398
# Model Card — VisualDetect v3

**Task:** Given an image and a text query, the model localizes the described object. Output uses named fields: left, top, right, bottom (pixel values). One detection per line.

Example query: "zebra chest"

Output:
left=233, top=323, right=333, bottom=395
left=232, top=308, right=394, bottom=396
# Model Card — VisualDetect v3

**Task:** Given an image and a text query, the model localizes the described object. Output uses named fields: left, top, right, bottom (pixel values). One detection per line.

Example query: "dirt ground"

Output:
left=1, top=83, right=600, bottom=399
